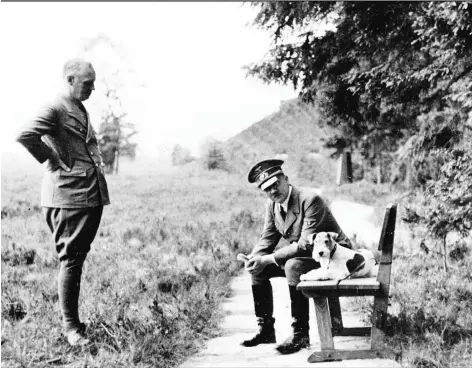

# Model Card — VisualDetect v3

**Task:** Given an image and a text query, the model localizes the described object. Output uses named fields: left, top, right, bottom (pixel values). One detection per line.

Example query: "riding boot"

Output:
left=276, top=285, right=310, bottom=354
left=241, top=283, right=276, bottom=347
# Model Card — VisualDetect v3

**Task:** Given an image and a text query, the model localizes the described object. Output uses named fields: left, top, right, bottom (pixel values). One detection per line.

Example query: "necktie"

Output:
left=280, top=206, right=286, bottom=221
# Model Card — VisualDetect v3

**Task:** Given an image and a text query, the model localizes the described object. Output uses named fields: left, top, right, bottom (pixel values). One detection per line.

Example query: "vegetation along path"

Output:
left=181, top=200, right=401, bottom=367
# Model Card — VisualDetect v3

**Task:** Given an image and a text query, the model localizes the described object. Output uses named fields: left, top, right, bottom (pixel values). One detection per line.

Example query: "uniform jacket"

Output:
left=251, top=186, right=351, bottom=266
left=16, top=95, right=110, bottom=208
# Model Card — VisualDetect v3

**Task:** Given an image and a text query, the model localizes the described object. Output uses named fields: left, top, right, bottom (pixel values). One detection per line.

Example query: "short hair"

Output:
left=63, top=58, right=93, bottom=79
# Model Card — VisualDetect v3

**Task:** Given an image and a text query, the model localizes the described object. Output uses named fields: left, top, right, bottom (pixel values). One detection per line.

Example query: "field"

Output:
left=1, top=156, right=268, bottom=367
left=2, top=154, right=472, bottom=368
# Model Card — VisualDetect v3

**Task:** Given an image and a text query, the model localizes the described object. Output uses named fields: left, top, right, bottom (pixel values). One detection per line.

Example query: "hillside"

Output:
left=223, top=99, right=338, bottom=186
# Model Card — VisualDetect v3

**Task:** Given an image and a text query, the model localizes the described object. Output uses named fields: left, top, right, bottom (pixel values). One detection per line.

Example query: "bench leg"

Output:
left=371, top=295, right=388, bottom=350
left=328, top=297, right=343, bottom=335
left=308, top=297, right=340, bottom=363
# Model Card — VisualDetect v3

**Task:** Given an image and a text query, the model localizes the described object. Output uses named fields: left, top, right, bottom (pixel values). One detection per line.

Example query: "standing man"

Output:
left=16, top=58, right=110, bottom=346
left=241, top=159, right=351, bottom=354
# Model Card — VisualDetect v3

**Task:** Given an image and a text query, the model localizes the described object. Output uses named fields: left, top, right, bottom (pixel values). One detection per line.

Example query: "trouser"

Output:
left=251, top=257, right=320, bottom=325
left=43, top=206, right=103, bottom=332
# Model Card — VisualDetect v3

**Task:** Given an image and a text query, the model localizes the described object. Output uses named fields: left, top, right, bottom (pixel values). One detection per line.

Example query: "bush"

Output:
left=171, top=144, right=195, bottom=166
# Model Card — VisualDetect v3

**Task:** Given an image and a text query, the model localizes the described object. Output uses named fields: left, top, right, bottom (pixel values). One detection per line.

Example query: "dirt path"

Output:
left=180, top=200, right=401, bottom=368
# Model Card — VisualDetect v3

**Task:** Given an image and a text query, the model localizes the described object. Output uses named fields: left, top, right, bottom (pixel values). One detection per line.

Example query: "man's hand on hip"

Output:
left=246, top=255, right=275, bottom=275
left=49, top=151, right=70, bottom=172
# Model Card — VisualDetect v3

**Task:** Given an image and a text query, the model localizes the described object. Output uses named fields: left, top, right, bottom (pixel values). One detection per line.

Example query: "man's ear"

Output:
left=67, top=76, right=75, bottom=86
left=327, top=232, right=339, bottom=241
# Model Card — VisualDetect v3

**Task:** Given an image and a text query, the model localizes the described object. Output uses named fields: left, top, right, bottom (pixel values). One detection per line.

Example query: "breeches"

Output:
left=43, top=206, right=103, bottom=332
left=43, top=206, right=103, bottom=260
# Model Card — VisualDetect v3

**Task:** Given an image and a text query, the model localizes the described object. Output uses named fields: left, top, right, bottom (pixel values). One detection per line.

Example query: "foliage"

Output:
left=247, top=1, right=472, bottom=240
left=171, top=144, right=195, bottom=166
left=80, top=33, right=140, bottom=174
left=1, top=163, right=263, bottom=368
left=402, top=142, right=472, bottom=271
left=200, top=138, right=228, bottom=171
left=246, top=1, right=472, bottom=181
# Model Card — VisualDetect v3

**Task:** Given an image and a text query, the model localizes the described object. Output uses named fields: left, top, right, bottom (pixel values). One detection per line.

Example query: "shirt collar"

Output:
left=280, top=185, right=292, bottom=212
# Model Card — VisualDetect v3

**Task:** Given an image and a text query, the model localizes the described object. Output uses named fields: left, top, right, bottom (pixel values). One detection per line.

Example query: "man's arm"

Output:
left=250, top=199, right=282, bottom=257
left=16, top=105, right=58, bottom=164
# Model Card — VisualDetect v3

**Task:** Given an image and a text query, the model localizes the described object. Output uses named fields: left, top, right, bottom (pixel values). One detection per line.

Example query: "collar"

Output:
left=280, top=185, right=292, bottom=213
left=330, top=243, right=337, bottom=258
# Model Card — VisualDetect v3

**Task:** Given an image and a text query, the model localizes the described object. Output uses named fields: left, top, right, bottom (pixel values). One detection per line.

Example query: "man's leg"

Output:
left=276, top=257, right=319, bottom=354
left=241, top=263, right=285, bottom=347
left=43, top=206, right=103, bottom=345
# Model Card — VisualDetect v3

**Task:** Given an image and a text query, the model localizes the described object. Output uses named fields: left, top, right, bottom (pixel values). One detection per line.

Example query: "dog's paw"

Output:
left=300, top=270, right=325, bottom=281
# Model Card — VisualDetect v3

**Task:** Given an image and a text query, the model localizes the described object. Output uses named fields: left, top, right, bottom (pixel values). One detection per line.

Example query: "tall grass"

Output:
left=329, top=181, right=472, bottom=368
left=2, top=158, right=471, bottom=367
left=1, top=159, right=266, bottom=368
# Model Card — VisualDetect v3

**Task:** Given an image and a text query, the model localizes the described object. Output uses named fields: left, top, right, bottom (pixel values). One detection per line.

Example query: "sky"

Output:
left=0, top=2, right=297, bottom=158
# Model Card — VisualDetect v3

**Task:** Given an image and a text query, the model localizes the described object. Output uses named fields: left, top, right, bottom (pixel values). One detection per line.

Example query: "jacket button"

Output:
left=91, top=152, right=94, bottom=155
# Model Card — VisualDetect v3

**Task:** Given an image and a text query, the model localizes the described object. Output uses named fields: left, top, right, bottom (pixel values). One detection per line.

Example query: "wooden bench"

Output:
left=297, top=203, right=397, bottom=362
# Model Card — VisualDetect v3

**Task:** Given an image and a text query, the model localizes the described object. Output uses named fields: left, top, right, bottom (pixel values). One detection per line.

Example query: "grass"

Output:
left=1, top=158, right=264, bottom=368
left=2, top=156, right=471, bottom=367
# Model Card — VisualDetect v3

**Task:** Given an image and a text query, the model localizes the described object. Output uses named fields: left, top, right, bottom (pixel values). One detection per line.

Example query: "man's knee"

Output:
left=285, top=258, right=319, bottom=286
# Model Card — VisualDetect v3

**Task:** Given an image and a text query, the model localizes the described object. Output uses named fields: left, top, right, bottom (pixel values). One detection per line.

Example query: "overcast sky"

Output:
left=0, top=2, right=298, bottom=157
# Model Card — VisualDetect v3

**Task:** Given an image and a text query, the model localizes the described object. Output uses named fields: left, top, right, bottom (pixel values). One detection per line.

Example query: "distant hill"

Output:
left=222, top=99, right=338, bottom=187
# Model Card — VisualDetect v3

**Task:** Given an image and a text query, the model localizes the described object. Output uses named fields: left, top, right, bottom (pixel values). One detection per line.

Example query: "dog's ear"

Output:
left=327, top=232, right=339, bottom=241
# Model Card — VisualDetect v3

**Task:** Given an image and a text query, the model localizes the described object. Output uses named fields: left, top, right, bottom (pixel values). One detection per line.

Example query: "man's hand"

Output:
left=246, top=255, right=274, bottom=275
left=49, top=151, right=70, bottom=172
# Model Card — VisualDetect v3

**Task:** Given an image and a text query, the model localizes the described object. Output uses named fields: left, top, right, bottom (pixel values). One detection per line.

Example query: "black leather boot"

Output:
left=276, top=285, right=310, bottom=354
left=241, top=283, right=276, bottom=347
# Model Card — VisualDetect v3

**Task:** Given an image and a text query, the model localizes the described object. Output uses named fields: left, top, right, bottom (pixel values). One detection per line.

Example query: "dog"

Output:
left=300, top=232, right=378, bottom=282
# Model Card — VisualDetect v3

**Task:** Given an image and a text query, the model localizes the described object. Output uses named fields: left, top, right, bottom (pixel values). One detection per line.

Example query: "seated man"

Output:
left=241, top=159, right=351, bottom=354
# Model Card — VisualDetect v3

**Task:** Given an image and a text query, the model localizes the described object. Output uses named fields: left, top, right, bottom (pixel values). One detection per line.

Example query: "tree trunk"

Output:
left=442, top=234, right=448, bottom=273
left=376, top=161, right=382, bottom=185
left=114, top=149, right=119, bottom=175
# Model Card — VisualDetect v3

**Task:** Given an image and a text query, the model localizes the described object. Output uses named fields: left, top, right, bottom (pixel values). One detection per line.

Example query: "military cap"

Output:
left=247, top=159, right=285, bottom=190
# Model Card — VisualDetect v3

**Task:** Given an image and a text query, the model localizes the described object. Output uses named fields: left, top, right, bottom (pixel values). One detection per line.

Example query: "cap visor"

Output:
left=260, top=176, right=278, bottom=190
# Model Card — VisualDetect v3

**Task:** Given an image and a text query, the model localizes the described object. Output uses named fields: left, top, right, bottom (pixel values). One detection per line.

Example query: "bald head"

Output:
left=62, top=58, right=96, bottom=102
left=63, top=58, right=94, bottom=79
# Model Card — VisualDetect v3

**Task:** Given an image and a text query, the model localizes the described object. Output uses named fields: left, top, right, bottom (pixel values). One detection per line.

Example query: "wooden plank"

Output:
left=336, top=327, right=371, bottom=336
left=313, top=297, right=334, bottom=351
left=307, top=348, right=395, bottom=363
left=298, top=277, right=381, bottom=290
left=371, top=203, right=396, bottom=350
left=302, top=290, right=382, bottom=298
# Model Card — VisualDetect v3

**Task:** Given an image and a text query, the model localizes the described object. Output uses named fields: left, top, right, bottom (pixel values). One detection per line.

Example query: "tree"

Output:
left=246, top=1, right=472, bottom=246
left=171, top=144, right=195, bottom=166
left=80, top=33, right=140, bottom=174
left=246, top=2, right=472, bottom=175
left=200, top=138, right=228, bottom=171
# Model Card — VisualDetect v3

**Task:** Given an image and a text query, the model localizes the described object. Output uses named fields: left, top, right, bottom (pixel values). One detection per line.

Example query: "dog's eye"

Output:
left=324, top=240, right=329, bottom=244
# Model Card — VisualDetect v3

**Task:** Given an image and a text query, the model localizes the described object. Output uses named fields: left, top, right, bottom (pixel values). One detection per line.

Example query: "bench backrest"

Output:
left=376, top=203, right=397, bottom=295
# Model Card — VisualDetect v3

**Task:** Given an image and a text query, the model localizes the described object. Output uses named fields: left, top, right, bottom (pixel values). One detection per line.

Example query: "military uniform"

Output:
left=16, top=94, right=110, bottom=334
left=243, top=159, right=351, bottom=354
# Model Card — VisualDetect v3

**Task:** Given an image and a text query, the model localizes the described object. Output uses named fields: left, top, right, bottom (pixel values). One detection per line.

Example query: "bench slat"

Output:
left=298, top=277, right=380, bottom=291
